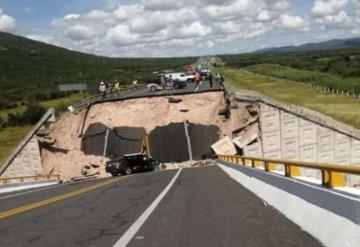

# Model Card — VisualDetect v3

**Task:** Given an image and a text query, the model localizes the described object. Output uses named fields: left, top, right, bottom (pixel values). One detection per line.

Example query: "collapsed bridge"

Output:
left=81, top=122, right=219, bottom=162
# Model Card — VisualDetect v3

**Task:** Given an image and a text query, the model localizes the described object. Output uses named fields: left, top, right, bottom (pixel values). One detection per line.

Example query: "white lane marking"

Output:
left=113, top=168, right=182, bottom=247
left=0, top=183, right=66, bottom=200
left=0, top=178, right=103, bottom=200
left=220, top=162, right=360, bottom=202
left=217, top=163, right=360, bottom=247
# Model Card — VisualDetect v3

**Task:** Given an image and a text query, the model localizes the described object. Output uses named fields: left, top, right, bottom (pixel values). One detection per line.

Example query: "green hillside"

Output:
left=220, top=47, right=360, bottom=78
left=0, top=31, right=194, bottom=110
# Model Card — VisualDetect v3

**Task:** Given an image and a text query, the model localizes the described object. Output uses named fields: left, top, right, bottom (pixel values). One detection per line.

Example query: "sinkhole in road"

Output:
left=40, top=92, right=259, bottom=180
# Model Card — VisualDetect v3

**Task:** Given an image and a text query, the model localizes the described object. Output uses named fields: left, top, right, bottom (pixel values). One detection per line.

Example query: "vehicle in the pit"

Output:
left=147, top=79, right=187, bottom=91
left=105, top=153, right=161, bottom=176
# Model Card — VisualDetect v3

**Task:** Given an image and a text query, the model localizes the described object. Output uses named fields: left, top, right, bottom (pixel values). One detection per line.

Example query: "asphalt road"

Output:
left=0, top=166, right=321, bottom=247
left=100, top=79, right=223, bottom=103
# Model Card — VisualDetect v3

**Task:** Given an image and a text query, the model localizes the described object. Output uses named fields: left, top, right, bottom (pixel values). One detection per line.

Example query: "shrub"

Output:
left=6, top=102, right=46, bottom=126
left=22, top=102, right=46, bottom=125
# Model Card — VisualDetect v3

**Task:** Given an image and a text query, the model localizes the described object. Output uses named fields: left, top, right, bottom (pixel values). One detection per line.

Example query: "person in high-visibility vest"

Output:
left=194, top=72, right=201, bottom=91
left=114, top=80, right=121, bottom=96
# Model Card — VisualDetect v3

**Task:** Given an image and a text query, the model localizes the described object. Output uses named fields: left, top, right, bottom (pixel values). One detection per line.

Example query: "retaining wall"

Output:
left=1, top=136, right=43, bottom=177
left=0, top=108, right=55, bottom=178
left=234, top=90, right=360, bottom=186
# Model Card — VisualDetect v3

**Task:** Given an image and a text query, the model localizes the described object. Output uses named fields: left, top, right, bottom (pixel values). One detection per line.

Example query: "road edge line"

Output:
left=113, top=168, right=183, bottom=247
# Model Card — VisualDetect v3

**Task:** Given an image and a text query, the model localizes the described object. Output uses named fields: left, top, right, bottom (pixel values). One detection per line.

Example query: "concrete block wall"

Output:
left=259, top=102, right=360, bottom=184
left=1, top=136, right=43, bottom=177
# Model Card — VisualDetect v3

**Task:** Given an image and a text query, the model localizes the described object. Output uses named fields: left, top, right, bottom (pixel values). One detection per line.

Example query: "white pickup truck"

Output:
left=167, top=73, right=195, bottom=82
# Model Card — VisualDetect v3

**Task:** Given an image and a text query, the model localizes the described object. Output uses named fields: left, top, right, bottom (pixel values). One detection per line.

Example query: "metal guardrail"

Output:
left=217, top=155, right=360, bottom=188
left=69, top=84, right=146, bottom=112
left=0, top=174, right=61, bottom=185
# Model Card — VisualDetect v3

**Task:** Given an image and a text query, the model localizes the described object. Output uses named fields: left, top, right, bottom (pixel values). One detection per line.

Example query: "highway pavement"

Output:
left=99, top=79, right=223, bottom=103
left=0, top=166, right=321, bottom=247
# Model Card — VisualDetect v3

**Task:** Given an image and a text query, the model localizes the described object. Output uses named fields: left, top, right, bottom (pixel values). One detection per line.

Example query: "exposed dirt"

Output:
left=41, top=92, right=254, bottom=180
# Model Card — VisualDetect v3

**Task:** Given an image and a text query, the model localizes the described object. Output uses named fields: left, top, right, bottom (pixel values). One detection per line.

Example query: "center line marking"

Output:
left=0, top=177, right=124, bottom=220
left=113, top=168, right=183, bottom=247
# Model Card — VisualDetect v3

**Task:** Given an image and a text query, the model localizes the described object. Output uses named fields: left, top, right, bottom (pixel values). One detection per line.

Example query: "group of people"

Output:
left=193, top=71, right=223, bottom=92
left=99, top=80, right=121, bottom=99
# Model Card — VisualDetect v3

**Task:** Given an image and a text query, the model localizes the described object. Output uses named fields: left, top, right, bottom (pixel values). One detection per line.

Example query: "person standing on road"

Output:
left=220, top=74, right=225, bottom=89
left=160, top=75, right=166, bottom=90
left=107, top=81, right=114, bottom=98
left=169, top=75, right=174, bottom=95
left=114, top=80, right=121, bottom=96
left=209, top=73, right=213, bottom=88
left=194, top=71, right=200, bottom=92
left=215, top=73, right=220, bottom=82
left=99, top=81, right=106, bottom=99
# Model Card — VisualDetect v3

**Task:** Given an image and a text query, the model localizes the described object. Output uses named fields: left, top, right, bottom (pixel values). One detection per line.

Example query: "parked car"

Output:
left=166, top=72, right=195, bottom=83
left=106, top=153, right=161, bottom=176
left=147, top=80, right=187, bottom=91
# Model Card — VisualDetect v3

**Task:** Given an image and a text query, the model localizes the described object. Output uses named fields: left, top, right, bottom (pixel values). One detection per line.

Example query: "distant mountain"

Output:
left=255, top=37, right=360, bottom=53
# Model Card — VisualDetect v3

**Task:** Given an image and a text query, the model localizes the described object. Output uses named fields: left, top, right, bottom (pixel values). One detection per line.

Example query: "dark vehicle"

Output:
left=200, top=71, right=210, bottom=80
left=105, top=153, right=161, bottom=176
left=172, top=79, right=187, bottom=89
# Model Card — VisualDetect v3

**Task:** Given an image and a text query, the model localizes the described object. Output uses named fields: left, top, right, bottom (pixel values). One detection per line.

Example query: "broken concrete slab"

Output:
left=211, top=136, right=237, bottom=155
left=233, top=122, right=260, bottom=149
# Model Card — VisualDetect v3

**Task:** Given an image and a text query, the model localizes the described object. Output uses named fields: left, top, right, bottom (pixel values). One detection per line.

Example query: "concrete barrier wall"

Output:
left=0, top=108, right=55, bottom=178
left=1, top=136, right=43, bottom=177
left=259, top=102, right=360, bottom=184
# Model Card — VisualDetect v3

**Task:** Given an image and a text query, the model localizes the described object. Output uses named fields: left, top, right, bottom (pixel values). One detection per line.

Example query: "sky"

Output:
left=0, top=0, right=359, bottom=57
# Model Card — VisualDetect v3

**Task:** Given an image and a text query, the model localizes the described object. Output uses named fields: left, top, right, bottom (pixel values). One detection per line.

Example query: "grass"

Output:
left=0, top=93, right=88, bottom=166
left=0, top=93, right=86, bottom=120
left=217, top=67, right=360, bottom=129
left=245, top=64, right=360, bottom=93
left=0, top=126, right=33, bottom=165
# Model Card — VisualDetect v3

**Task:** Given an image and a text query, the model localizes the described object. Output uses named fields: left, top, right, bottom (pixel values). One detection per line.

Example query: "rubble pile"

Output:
left=164, top=159, right=217, bottom=170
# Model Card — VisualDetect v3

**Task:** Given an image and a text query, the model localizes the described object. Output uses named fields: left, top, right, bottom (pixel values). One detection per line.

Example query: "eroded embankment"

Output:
left=41, top=92, right=254, bottom=180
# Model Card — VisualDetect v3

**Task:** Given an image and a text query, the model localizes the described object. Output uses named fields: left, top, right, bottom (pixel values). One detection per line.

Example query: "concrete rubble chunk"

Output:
left=211, top=136, right=237, bottom=155
left=233, top=122, right=260, bottom=149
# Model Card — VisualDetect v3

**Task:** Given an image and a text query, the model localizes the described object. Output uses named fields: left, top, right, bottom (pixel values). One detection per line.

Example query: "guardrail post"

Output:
left=243, top=159, right=247, bottom=165
left=265, top=162, right=276, bottom=172
left=251, top=160, right=261, bottom=168
left=322, top=170, right=345, bottom=188
left=285, top=164, right=300, bottom=177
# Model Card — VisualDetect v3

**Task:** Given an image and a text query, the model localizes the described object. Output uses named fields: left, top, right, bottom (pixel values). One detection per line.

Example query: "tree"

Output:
left=22, top=102, right=46, bottom=125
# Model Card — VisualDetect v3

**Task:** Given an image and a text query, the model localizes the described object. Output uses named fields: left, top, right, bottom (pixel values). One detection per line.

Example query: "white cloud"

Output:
left=64, top=13, right=80, bottom=20
left=141, top=0, right=187, bottom=10
left=312, top=0, right=348, bottom=16
left=0, top=8, right=16, bottom=32
left=317, top=11, right=352, bottom=28
left=257, top=10, right=271, bottom=21
left=86, top=10, right=110, bottom=20
left=112, top=4, right=143, bottom=21
left=207, top=40, right=215, bottom=48
left=106, top=24, right=140, bottom=46
left=65, top=24, right=96, bottom=41
left=202, top=0, right=254, bottom=21
left=279, top=14, right=306, bottom=29
left=38, top=0, right=354, bottom=57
